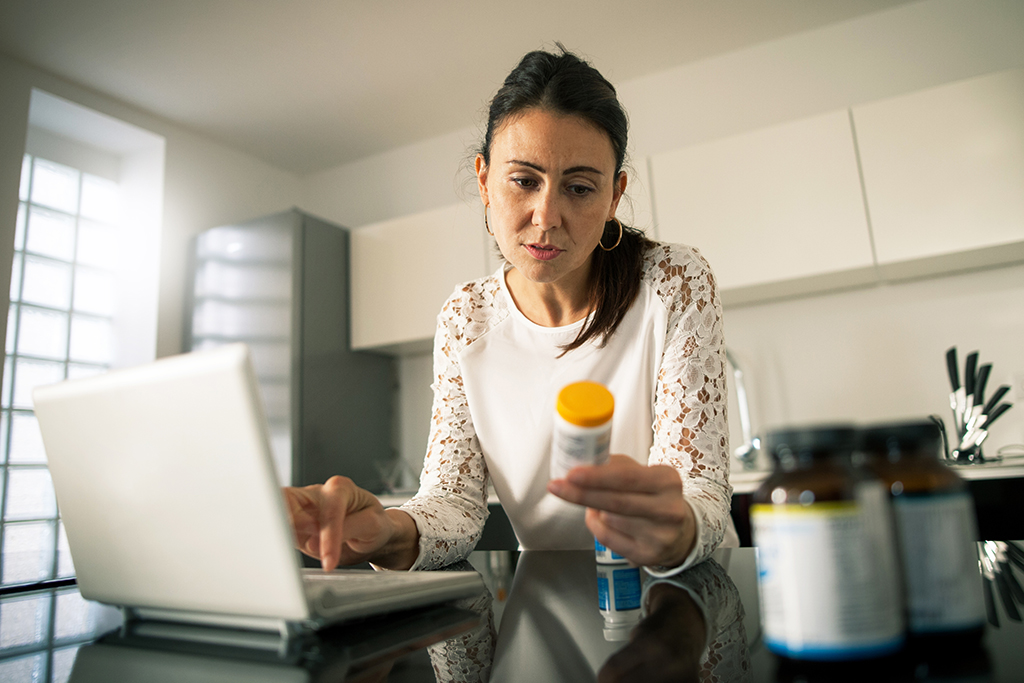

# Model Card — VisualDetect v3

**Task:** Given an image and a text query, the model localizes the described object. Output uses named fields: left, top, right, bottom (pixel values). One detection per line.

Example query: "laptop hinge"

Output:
left=123, top=606, right=303, bottom=651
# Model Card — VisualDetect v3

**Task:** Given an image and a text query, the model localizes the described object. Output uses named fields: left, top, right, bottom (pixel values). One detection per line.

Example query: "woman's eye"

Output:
left=512, top=177, right=537, bottom=189
left=568, top=184, right=595, bottom=196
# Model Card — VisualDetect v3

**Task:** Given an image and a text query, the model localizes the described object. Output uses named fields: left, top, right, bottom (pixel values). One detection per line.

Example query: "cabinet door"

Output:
left=853, top=68, right=1024, bottom=273
left=650, top=110, right=875, bottom=303
left=351, top=202, right=487, bottom=351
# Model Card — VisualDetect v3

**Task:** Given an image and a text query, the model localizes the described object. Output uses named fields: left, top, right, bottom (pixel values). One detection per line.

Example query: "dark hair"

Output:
left=480, top=46, right=655, bottom=353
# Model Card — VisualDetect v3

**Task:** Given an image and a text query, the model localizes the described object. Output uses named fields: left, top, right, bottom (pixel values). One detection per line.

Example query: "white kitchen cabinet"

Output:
left=650, top=110, right=876, bottom=305
left=351, top=201, right=487, bottom=352
left=853, top=68, right=1024, bottom=278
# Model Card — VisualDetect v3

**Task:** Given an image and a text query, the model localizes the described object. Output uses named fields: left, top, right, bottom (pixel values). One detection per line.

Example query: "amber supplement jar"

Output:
left=752, top=425, right=904, bottom=660
left=860, top=420, right=985, bottom=644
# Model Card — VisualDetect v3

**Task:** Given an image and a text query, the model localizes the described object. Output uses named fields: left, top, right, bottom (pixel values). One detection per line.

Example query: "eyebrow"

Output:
left=506, top=159, right=605, bottom=176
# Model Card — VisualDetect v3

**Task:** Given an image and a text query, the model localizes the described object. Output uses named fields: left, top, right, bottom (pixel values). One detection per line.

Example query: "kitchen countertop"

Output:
left=2, top=545, right=1022, bottom=682
left=731, top=460, right=1024, bottom=494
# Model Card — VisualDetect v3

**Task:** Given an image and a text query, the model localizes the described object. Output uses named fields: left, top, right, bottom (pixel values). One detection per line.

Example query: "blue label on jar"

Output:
left=597, top=575, right=610, bottom=611
left=764, top=638, right=903, bottom=661
left=595, top=539, right=626, bottom=561
left=612, top=567, right=642, bottom=610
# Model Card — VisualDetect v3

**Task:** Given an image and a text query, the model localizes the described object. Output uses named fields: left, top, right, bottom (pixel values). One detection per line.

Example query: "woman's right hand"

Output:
left=283, top=476, right=418, bottom=571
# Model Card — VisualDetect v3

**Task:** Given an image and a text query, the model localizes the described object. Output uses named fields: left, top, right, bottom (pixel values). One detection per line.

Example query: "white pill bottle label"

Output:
left=551, top=416, right=611, bottom=479
left=752, top=486, right=904, bottom=660
left=893, top=492, right=985, bottom=633
left=550, top=381, right=614, bottom=480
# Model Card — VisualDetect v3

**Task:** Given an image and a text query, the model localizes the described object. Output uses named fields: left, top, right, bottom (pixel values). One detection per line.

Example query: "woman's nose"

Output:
left=531, top=188, right=561, bottom=231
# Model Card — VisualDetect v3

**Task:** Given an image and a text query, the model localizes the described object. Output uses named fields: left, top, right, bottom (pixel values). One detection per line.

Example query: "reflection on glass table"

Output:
left=3, top=545, right=1023, bottom=682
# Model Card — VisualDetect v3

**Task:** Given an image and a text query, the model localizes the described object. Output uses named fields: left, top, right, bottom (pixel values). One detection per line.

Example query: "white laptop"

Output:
left=32, top=343, right=483, bottom=636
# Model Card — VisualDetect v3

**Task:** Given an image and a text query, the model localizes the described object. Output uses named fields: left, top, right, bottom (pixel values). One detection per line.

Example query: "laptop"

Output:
left=32, top=343, right=483, bottom=636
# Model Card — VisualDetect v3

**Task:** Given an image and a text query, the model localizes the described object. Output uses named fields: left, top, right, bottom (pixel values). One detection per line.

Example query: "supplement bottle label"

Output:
left=752, top=495, right=904, bottom=659
left=551, top=425, right=610, bottom=479
left=893, top=492, right=985, bottom=632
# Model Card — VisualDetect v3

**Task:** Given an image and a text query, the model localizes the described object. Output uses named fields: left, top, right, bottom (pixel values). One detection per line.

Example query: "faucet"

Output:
left=725, top=348, right=760, bottom=470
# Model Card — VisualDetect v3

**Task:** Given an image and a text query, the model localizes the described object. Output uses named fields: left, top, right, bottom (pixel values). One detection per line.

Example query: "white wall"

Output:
left=296, top=0, right=1024, bottom=474
left=0, top=53, right=303, bottom=362
left=725, top=263, right=1024, bottom=456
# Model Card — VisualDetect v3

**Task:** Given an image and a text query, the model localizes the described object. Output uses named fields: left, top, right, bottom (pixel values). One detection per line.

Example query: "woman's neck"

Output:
left=504, top=265, right=592, bottom=327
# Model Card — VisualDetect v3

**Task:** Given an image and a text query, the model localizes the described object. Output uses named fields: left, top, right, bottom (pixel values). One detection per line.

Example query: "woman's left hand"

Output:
left=547, top=455, right=695, bottom=568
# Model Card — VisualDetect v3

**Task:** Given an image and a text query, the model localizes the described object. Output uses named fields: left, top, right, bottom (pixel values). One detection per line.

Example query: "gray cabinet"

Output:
left=184, top=209, right=396, bottom=491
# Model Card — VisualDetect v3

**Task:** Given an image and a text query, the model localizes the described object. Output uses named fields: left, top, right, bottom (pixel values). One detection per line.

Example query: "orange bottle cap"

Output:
left=556, top=381, right=614, bottom=427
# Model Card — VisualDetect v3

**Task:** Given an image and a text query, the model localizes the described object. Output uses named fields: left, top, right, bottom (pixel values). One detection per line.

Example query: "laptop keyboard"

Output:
left=303, top=569, right=462, bottom=608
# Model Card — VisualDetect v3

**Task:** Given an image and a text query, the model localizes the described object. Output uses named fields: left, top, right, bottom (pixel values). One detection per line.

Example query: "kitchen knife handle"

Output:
left=946, top=347, right=960, bottom=391
left=965, top=351, right=979, bottom=396
left=982, top=386, right=1010, bottom=415
left=975, top=364, right=992, bottom=404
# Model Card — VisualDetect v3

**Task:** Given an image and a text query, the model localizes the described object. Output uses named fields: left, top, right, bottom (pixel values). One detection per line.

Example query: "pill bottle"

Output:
left=751, top=425, right=904, bottom=661
left=594, top=545, right=642, bottom=641
left=859, top=420, right=985, bottom=646
left=594, top=538, right=627, bottom=564
left=550, top=381, right=613, bottom=480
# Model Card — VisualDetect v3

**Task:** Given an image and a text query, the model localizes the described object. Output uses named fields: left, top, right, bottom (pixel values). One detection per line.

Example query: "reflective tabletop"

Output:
left=1, top=546, right=1022, bottom=682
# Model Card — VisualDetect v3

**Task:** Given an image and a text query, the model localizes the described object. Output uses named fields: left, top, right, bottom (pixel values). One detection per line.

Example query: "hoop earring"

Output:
left=484, top=206, right=493, bottom=236
left=599, top=217, right=623, bottom=251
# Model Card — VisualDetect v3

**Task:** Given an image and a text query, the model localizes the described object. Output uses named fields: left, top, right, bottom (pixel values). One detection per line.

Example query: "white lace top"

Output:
left=400, top=242, right=732, bottom=571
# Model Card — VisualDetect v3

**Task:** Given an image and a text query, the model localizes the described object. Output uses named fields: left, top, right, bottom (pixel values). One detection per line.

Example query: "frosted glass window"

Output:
left=19, top=154, right=31, bottom=202
left=80, top=174, right=119, bottom=224
left=17, top=307, right=69, bottom=360
left=0, top=593, right=51, bottom=648
left=26, top=207, right=76, bottom=261
left=14, top=202, right=26, bottom=252
left=4, top=468, right=57, bottom=520
left=2, top=357, right=11, bottom=408
left=9, top=413, right=47, bottom=465
left=9, top=253, right=22, bottom=303
left=72, top=268, right=115, bottom=317
left=5, top=147, right=136, bottom=589
left=76, top=220, right=118, bottom=269
left=1, top=521, right=54, bottom=583
left=0, top=654, right=44, bottom=681
left=69, top=316, right=114, bottom=365
left=11, top=359, right=65, bottom=410
left=52, top=647, right=80, bottom=683
left=30, top=159, right=79, bottom=214
left=54, top=590, right=91, bottom=639
left=66, top=363, right=104, bottom=381
left=5, top=305, right=16, bottom=356
left=21, top=257, right=72, bottom=309
left=56, top=523, right=74, bottom=577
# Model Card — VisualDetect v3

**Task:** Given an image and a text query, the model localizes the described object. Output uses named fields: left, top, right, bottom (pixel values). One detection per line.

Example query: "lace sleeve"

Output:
left=643, top=555, right=751, bottom=683
left=399, top=285, right=492, bottom=571
left=647, top=244, right=731, bottom=568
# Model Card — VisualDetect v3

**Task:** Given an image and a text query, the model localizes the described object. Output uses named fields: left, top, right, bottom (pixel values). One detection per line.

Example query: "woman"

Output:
left=286, top=47, right=736, bottom=576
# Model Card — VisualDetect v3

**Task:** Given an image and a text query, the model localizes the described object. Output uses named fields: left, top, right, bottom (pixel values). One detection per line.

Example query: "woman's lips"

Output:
left=524, top=243, right=562, bottom=261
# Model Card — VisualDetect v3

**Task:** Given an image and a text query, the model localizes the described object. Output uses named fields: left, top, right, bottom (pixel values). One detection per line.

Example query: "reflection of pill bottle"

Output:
left=594, top=538, right=626, bottom=564
left=860, top=420, right=985, bottom=646
left=550, top=381, right=613, bottom=480
left=595, top=544, right=642, bottom=642
left=752, top=426, right=904, bottom=661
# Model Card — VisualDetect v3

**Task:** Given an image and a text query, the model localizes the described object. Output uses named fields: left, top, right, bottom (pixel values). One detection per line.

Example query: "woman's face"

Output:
left=476, top=108, right=625, bottom=290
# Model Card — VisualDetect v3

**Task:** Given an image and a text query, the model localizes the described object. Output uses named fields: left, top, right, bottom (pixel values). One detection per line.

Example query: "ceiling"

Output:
left=0, top=0, right=920, bottom=174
